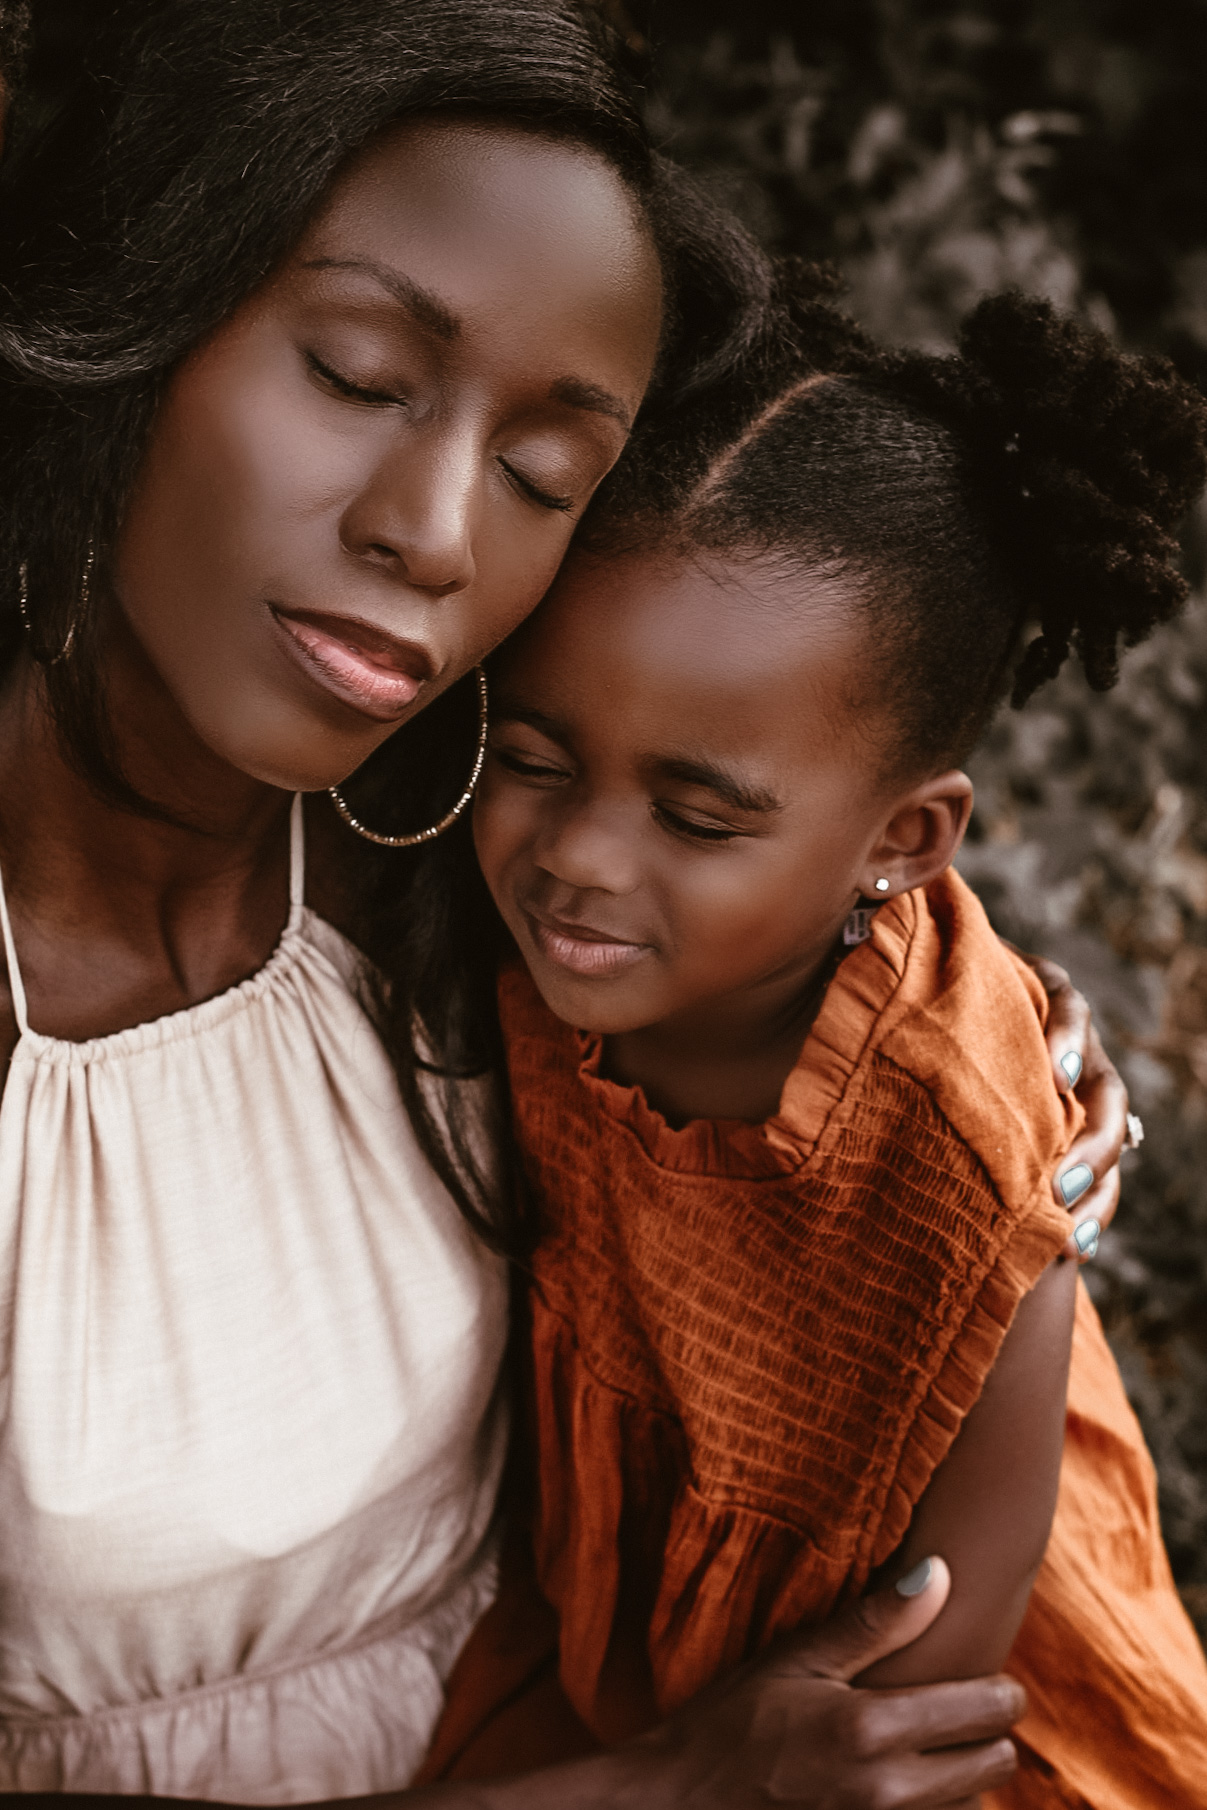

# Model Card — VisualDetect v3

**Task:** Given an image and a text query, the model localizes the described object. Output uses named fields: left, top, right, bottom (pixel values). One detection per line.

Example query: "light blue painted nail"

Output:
left=1059, top=1050, right=1082, bottom=1087
left=1073, top=1217, right=1101, bottom=1257
left=896, top=1558, right=934, bottom=1598
left=1060, top=1162, right=1094, bottom=1207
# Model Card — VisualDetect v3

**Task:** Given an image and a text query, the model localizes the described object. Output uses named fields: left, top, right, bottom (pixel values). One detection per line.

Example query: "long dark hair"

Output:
left=0, top=0, right=773, bottom=1252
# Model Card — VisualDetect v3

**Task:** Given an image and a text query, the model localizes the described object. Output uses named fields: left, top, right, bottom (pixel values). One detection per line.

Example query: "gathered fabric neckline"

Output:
left=0, top=794, right=317, bottom=1067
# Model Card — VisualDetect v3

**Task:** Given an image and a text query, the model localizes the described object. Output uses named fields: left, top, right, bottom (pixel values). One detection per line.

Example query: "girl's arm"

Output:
left=857, top=1254, right=1079, bottom=1687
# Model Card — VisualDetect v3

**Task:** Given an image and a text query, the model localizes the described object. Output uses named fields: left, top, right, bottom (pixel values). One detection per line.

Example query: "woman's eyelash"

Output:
left=654, top=806, right=740, bottom=844
left=306, top=351, right=399, bottom=407
left=498, top=460, right=574, bottom=514
left=307, top=357, right=571, bottom=512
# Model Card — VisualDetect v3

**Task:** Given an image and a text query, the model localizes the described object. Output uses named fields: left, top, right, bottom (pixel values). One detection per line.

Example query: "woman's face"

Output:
left=112, top=119, right=663, bottom=790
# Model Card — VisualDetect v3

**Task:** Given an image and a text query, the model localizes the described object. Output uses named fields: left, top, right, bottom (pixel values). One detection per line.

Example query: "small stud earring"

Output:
left=874, top=877, right=891, bottom=894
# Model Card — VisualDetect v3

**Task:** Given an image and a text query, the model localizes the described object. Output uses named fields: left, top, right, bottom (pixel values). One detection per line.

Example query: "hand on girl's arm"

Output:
left=857, top=1251, right=1078, bottom=1689
left=387, top=1563, right=1021, bottom=1810
left=1011, top=947, right=1131, bottom=1261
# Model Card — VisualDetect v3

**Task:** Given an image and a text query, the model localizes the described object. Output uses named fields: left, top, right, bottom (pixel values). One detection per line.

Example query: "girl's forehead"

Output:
left=497, top=545, right=872, bottom=749
left=525, top=545, right=856, bottom=669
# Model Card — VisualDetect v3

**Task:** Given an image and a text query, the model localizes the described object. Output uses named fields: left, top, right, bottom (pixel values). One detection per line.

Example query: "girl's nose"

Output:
left=340, top=432, right=477, bottom=597
left=535, top=802, right=641, bottom=898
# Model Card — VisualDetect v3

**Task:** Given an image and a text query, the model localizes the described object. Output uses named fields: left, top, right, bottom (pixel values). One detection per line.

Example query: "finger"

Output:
left=846, top=1675, right=1026, bottom=1758
left=779, top=1558, right=951, bottom=1684
left=1019, top=955, right=1090, bottom=1096
left=1053, top=1025, right=1128, bottom=1213
left=881, top=1736, right=1017, bottom=1808
left=1071, top=1028, right=1129, bottom=1164
left=1061, top=1166, right=1120, bottom=1263
left=1053, top=1067, right=1128, bottom=1215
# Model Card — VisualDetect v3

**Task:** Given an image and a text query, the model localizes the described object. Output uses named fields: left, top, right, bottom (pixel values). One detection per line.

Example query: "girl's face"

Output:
left=474, top=547, right=969, bottom=1038
left=112, top=119, right=663, bottom=791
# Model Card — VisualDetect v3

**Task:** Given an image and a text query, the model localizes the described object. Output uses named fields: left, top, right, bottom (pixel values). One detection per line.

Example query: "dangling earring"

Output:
left=844, top=879, right=892, bottom=946
left=328, top=665, right=489, bottom=848
left=17, top=542, right=91, bottom=666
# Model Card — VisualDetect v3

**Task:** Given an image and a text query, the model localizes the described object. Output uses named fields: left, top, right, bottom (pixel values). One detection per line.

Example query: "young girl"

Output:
left=463, top=290, right=1207, bottom=1806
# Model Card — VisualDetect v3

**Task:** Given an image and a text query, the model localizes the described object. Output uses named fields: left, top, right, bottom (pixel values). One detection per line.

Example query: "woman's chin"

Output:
left=180, top=694, right=390, bottom=798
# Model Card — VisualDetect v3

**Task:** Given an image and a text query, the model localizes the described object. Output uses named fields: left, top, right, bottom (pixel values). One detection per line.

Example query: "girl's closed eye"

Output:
left=487, top=733, right=573, bottom=785
left=652, top=803, right=743, bottom=844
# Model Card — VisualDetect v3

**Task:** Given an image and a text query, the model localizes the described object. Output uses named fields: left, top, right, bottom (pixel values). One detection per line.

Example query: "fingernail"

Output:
left=1073, top=1217, right=1101, bottom=1258
left=896, top=1558, right=934, bottom=1598
left=1059, top=1050, right=1082, bottom=1087
left=1060, top=1162, right=1094, bottom=1206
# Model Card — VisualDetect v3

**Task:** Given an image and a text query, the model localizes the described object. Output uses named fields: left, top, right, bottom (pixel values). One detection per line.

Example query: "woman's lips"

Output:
left=270, top=606, right=435, bottom=722
left=525, top=910, right=648, bottom=978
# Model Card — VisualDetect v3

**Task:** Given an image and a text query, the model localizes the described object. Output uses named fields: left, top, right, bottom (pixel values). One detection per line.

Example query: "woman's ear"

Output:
left=859, top=771, right=973, bottom=900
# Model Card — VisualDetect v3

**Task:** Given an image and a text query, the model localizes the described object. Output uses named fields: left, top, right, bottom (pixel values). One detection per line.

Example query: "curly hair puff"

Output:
left=590, top=278, right=1207, bottom=775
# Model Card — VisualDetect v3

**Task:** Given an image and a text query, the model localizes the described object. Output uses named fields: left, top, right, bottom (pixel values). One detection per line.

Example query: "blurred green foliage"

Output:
left=629, top=0, right=1207, bottom=1636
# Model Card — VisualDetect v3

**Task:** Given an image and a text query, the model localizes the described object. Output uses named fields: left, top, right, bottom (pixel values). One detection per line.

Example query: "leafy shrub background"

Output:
left=616, top=0, right=1207, bottom=1638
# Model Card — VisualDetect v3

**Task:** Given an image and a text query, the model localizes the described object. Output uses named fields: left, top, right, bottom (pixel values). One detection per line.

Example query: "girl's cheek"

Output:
left=473, top=783, right=534, bottom=893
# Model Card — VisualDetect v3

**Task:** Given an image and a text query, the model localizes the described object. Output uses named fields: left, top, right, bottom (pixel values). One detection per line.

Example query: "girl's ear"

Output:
left=860, top=770, right=973, bottom=901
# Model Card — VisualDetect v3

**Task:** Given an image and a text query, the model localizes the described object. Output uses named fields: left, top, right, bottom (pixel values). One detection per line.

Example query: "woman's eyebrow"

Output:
left=302, top=255, right=460, bottom=340
left=654, top=755, right=783, bottom=814
left=549, top=376, right=633, bottom=429
left=303, top=257, right=631, bottom=427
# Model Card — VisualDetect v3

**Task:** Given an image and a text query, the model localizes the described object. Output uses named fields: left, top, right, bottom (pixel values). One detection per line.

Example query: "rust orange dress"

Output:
left=422, top=870, right=1207, bottom=1808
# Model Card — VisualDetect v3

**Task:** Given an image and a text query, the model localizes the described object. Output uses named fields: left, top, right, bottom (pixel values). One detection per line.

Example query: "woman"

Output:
left=0, top=4, right=1126, bottom=1805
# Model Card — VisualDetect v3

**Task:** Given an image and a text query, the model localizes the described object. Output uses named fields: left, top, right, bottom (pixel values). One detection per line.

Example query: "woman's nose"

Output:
left=340, top=432, right=478, bottom=597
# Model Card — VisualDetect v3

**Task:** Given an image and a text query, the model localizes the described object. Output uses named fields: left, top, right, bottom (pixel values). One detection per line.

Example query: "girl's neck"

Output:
left=601, top=954, right=837, bottom=1127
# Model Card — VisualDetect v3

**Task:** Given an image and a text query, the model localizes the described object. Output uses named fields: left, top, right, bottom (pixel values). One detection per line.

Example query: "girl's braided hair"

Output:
left=590, top=265, right=1207, bottom=775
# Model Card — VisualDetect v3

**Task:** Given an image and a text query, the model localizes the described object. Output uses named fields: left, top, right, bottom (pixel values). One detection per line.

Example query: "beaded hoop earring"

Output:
left=328, top=665, right=489, bottom=848
left=17, top=543, right=93, bottom=667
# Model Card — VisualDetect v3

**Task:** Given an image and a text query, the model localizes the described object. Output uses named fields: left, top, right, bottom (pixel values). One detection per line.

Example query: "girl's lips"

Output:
left=270, top=606, right=434, bottom=722
left=526, top=912, right=648, bottom=978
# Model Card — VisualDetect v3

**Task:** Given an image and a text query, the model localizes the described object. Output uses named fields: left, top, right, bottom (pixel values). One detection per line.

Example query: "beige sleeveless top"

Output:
left=0, top=797, right=509, bottom=1803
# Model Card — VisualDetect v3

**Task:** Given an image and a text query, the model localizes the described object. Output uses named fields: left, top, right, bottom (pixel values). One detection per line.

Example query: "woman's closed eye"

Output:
left=497, top=460, right=575, bottom=514
left=307, top=352, right=575, bottom=511
left=305, top=349, right=406, bottom=408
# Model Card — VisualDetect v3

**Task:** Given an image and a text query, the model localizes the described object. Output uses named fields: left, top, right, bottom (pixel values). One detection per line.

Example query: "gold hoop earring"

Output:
left=328, top=665, right=489, bottom=848
left=17, top=543, right=91, bottom=666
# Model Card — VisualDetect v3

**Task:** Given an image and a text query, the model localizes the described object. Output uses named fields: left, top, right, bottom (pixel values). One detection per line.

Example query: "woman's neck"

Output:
left=0, top=631, right=295, bottom=1042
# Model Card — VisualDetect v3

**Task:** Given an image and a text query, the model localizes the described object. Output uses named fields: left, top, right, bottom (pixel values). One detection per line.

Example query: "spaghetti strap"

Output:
left=0, top=857, right=29, bottom=1037
left=289, top=794, right=305, bottom=918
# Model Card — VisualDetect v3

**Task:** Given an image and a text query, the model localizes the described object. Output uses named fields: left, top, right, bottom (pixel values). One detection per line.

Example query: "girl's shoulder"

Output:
left=500, top=867, right=1079, bottom=1229
left=770, top=867, right=1080, bottom=1230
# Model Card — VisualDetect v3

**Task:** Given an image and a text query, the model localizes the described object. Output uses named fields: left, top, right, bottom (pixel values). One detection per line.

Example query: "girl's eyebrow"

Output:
left=491, top=702, right=573, bottom=748
left=653, top=756, right=782, bottom=815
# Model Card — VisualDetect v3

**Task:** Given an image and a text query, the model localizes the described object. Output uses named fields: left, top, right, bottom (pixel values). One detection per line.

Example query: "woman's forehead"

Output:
left=292, top=118, right=662, bottom=372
